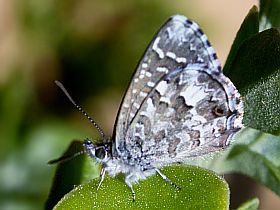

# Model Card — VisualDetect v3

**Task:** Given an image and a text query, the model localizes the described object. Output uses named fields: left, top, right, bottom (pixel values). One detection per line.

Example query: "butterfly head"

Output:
left=83, top=138, right=112, bottom=163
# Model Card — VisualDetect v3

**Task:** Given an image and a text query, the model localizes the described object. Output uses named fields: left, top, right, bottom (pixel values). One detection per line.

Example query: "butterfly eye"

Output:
left=95, top=147, right=106, bottom=159
left=84, top=139, right=93, bottom=146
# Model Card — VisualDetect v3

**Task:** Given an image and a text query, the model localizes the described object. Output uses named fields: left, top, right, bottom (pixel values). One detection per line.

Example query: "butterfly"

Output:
left=50, top=14, right=244, bottom=201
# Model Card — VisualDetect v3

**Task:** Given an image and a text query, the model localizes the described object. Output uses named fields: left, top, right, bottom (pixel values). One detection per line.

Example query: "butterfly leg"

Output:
left=125, top=174, right=136, bottom=202
left=97, top=166, right=106, bottom=191
left=155, top=168, right=181, bottom=190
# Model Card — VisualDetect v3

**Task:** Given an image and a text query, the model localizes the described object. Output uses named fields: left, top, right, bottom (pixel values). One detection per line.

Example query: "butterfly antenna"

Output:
left=54, top=80, right=106, bottom=139
left=48, top=150, right=85, bottom=164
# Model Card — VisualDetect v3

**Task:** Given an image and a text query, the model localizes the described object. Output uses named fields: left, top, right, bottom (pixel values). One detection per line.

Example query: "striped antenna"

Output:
left=54, top=80, right=106, bottom=139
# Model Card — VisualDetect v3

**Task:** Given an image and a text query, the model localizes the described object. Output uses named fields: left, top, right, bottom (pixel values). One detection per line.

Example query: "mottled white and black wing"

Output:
left=114, top=15, right=243, bottom=167
left=115, top=15, right=221, bottom=145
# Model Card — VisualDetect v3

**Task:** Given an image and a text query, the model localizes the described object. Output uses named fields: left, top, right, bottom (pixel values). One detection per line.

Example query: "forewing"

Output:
left=114, top=15, right=222, bottom=153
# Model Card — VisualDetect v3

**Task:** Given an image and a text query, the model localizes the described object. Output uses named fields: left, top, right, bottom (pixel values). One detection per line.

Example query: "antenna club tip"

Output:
left=54, top=80, right=64, bottom=88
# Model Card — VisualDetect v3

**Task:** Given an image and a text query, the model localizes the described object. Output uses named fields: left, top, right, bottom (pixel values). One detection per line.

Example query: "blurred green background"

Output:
left=2, top=0, right=279, bottom=209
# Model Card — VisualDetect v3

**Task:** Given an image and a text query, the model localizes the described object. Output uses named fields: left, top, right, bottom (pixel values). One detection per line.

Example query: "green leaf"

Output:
left=54, top=166, right=229, bottom=210
left=222, top=5, right=280, bottom=134
left=208, top=128, right=280, bottom=197
left=226, top=28, right=280, bottom=92
left=236, top=198, right=259, bottom=210
left=225, top=28, right=280, bottom=134
left=223, top=6, right=259, bottom=75
left=243, top=69, right=280, bottom=134
left=259, top=0, right=280, bottom=30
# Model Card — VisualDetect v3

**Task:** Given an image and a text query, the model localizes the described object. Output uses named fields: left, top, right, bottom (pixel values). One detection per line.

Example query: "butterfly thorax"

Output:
left=84, top=139, right=157, bottom=189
